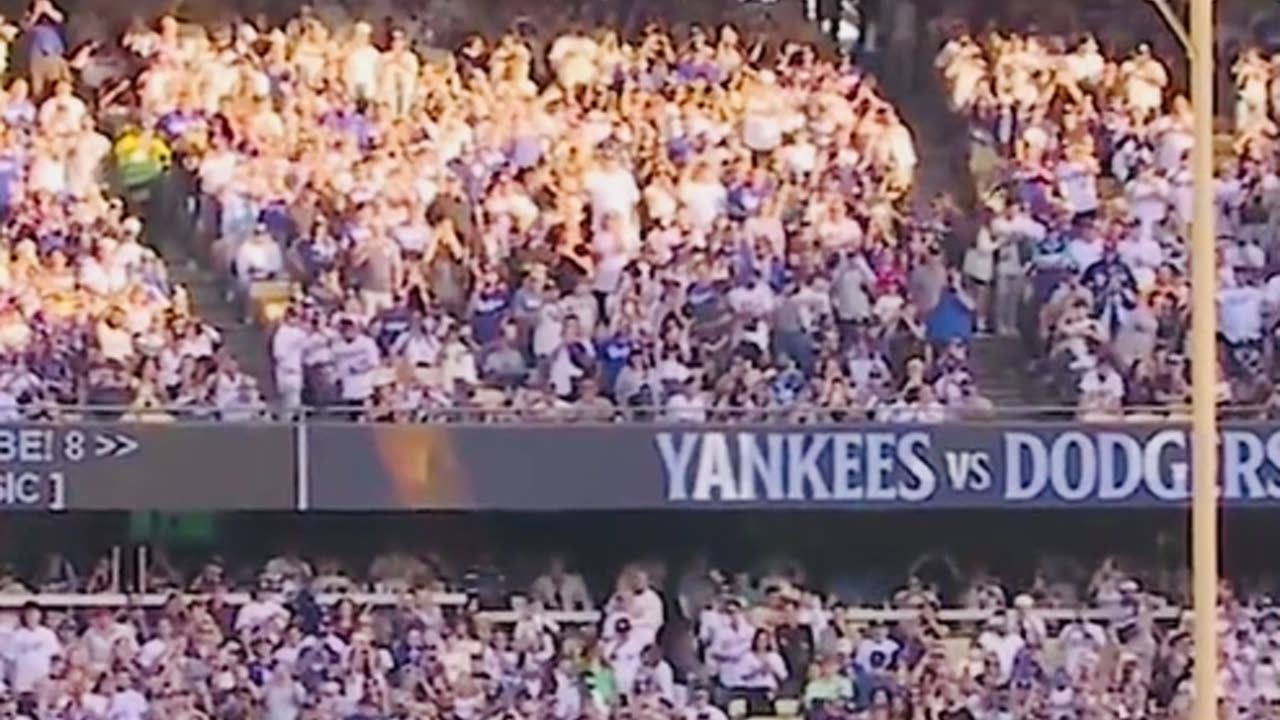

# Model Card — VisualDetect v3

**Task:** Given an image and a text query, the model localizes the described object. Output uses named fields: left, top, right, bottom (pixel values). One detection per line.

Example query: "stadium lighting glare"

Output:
left=1145, top=0, right=1218, bottom=717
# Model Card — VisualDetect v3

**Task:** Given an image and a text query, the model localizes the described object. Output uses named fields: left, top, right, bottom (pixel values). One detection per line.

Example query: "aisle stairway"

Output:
left=145, top=193, right=278, bottom=402
left=875, top=42, right=1034, bottom=414
left=968, top=335, right=1032, bottom=414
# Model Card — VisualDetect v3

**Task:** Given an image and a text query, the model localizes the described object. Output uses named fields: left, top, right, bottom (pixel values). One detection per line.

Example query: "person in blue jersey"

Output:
left=286, top=218, right=339, bottom=287
left=684, top=256, right=734, bottom=371
left=509, top=265, right=548, bottom=353
left=683, top=257, right=724, bottom=323
left=596, top=316, right=635, bottom=397
left=1080, top=240, right=1138, bottom=337
left=468, top=268, right=510, bottom=347
left=925, top=270, right=977, bottom=351
left=1029, top=224, right=1076, bottom=306
left=371, top=298, right=418, bottom=355
left=0, top=141, right=25, bottom=220
left=22, top=0, right=66, bottom=97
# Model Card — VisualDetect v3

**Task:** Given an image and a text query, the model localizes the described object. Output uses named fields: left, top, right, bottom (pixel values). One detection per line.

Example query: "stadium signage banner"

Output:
left=0, top=424, right=296, bottom=511
left=656, top=428, right=1246, bottom=505
left=13, top=421, right=1280, bottom=511
left=306, top=423, right=1280, bottom=510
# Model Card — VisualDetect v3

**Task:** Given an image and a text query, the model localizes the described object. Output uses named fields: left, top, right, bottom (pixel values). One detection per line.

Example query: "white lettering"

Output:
left=787, top=434, right=831, bottom=500
left=1264, top=432, right=1280, bottom=499
left=655, top=433, right=697, bottom=501
left=692, top=433, right=737, bottom=501
left=864, top=433, right=897, bottom=500
left=20, top=430, right=49, bottom=464
left=0, top=471, right=42, bottom=505
left=1050, top=432, right=1097, bottom=501
left=968, top=452, right=993, bottom=491
left=1098, top=432, right=1142, bottom=500
left=1222, top=431, right=1265, bottom=500
left=944, top=451, right=972, bottom=490
left=738, top=434, right=784, bottom=501
left=897, top=433, right=938, bottom=502
left=1145, top=430, right=1188, bottom=500
left=830, top=434, right=862, bottom=500
left=0, top=430, right=53, bottom=464
left=1004, top=433, right=1048, bottom=500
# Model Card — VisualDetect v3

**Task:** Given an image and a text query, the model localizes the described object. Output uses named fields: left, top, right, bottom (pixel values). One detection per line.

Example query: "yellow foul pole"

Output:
left=1189, top=0, right=1218, bottom=716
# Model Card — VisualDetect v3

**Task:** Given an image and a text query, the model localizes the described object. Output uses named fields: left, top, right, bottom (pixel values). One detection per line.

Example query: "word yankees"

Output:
left=654, top=429, right=1280, bottom=506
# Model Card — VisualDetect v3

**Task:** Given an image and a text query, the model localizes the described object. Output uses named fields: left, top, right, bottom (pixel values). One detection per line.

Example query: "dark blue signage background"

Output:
left=306, top=423, right=1280, bottom=510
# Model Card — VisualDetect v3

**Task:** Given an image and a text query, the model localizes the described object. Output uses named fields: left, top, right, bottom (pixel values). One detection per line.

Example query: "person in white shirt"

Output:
left=1011, top=594, right=1048, bottom=648
left=1219, top=271, right=1264, bottom=348
left=234, top=230, right=284, bottom=285
left=264, top=662, right=307, bottom=720
left=1058, top=615, right=1107, bottom=676
left=5, top=603, right=60, bottom=694
left=684, top=687, right=729, bottom=720
left=584, top=156, right=640, bottom=248
left=1056, top=153, right=1099, bottom=218
left=633, top=643, right=677, bottom=706
left=1127, top=167, right=1171, bottom=244
left=235, top=589, right=290, bottom=634
left=1121, top=46, right=1168, bottom=119
left=530, top=557, right=593, bottom=611
left=331, top=318, right=381, bottom=405
left=679, top=163, right=727, bottom=232
left=1155, top=114, right=1193, bottom=175
left=273, top=309, right=310, bottom=410
left=603, top=616, right=649, bottom=697
left=726, top=630, right=788, bottom=714
left=742, top=84, right=783, bottom=153
left=1066, top=232, right=1104, bottom=277
left=138, top=616, right=177, bottom=670
left=1118, top=230, right=1165, bottom=291
left=977, top=614, right=1027, bottom=684
left=342, top=22, right=381, bottom=101
left=666, top=377, right=708, bottom=423
left=82, top=609, right=134, bottom=670
left=854, top=622, right=901, bottom=676
left=628, top=570, right=665, bottom=643
left=37, top=81, right=87, bottom=136
left=104, top=672, right=149, bottom=720
left=1079, top=360, right=1126, bottom=419
left=704, top=598, right=755, bottom=688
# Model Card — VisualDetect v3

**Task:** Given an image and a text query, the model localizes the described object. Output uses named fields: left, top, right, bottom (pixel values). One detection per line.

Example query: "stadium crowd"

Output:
left=0, top=0, right=1014, bottom=424
left=0, top=0, right=274, bottom=423
left=936, top=29, right=1280, bottom=420
left=0, top=549, right=1273, bottom=720
left=167, top=8, right=997, bottom=423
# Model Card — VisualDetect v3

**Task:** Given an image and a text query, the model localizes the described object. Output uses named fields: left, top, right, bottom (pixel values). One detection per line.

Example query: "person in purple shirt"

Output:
left=23, top=0, right=67, bottom=96
left=508, top=134, right=542, bottom=171
left=1, top=80, right=36, bottom=129
left=0, top=146, right=25, bottom=217
left=469, top=270, right=510, bottom=346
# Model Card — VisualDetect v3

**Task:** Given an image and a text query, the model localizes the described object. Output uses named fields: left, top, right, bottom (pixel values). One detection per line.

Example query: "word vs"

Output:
left=943, top=450, right=993, bottom=492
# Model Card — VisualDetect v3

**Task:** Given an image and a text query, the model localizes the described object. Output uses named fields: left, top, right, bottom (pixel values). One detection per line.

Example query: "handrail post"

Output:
left=295, top=408, right=309, bottom=511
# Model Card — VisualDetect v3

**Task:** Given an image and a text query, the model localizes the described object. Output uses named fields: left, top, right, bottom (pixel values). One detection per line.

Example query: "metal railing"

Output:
left=0, top=591, right=1188, bottom=627
left=6, top=401, right=1269, bottom=425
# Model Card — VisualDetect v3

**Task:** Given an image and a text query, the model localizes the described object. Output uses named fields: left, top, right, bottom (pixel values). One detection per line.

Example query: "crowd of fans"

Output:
left=0, top=548, right=1273, bottom=720
left=0, top=0, right=276, bottom=423
left=0, top=0, right=1018, bottom=423
left=171, top=9, right=1000, bottom=423
left=16, top=0, right=1280, bottom=424
left=936, top=29, right=1280, bottom=420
